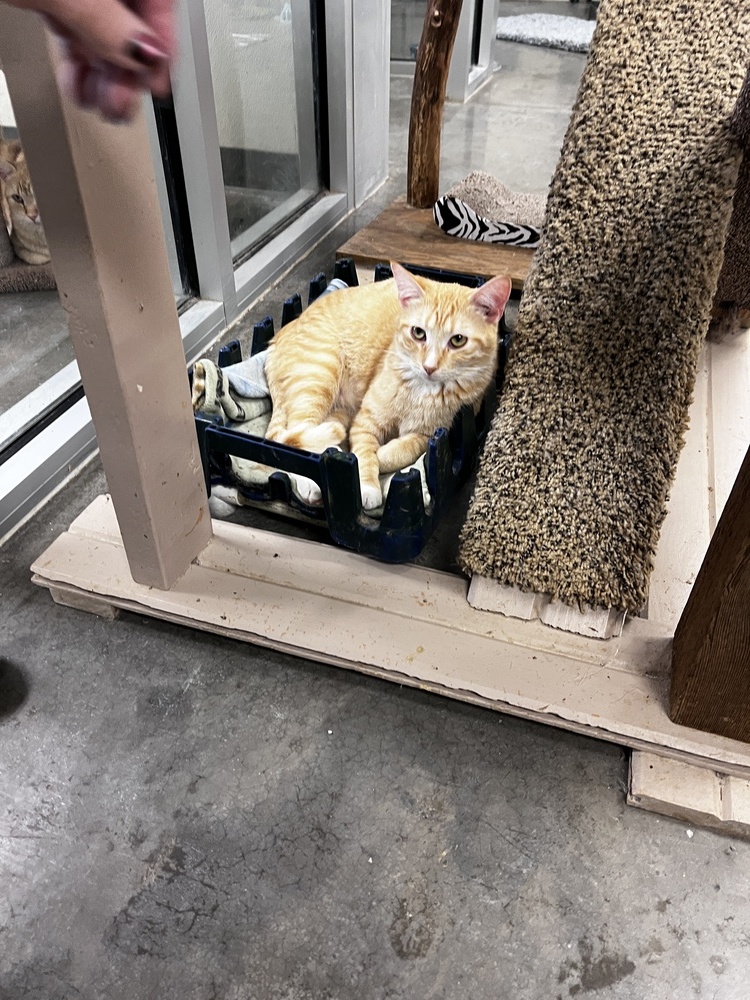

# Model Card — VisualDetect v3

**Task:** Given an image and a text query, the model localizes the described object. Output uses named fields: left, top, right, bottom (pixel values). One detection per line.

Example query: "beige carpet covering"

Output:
left=459, top=0, right=750, bottom=613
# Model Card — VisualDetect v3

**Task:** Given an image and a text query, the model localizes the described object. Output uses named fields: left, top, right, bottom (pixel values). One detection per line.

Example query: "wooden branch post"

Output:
left=669, top=445, right=750, bottom=742
left=407, top=0, right=464, bottom=208
left=0, top=9, right=211, bottom=589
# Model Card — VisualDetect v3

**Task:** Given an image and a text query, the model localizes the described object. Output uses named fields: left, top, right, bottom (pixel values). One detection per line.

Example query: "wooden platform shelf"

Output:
left=336, top=197, right=535, bottom=289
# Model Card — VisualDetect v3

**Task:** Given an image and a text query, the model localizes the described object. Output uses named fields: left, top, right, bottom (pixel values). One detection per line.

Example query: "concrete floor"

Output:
left=2, top=28, right=750, bottom=1000
left=0, top=290, right=72, bottom=416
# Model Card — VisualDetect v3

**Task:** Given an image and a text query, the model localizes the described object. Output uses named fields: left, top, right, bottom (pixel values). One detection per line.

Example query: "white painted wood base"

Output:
left=31, top=494, right=750, bottom=782
left=467, top=576, right=548, bottom=621
left=467, top=577, right=625, bottom=639
left=629, top=751, right=750, bottom=840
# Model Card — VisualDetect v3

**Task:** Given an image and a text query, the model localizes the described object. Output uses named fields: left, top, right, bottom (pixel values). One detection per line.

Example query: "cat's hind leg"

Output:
left=279, top=414, right=348, bottom=452
left=265, top=357, right=341, bottom=446
left=276, top=412, right=349, bottom=507
left=264, top=360, right=345, bottom=504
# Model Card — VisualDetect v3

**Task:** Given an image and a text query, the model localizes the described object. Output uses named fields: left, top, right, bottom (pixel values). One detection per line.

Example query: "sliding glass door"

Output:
left=204, top=0, right=323, bottom=263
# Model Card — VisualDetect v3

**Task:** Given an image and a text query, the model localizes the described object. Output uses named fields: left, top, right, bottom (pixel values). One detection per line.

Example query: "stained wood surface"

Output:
left=408, top=0, right=465, bottom=208
left=336, top=199, right=535, bottom=288
left=31, top=494, right=750, bottom=777
left=670, top=445, right=750, bottom=742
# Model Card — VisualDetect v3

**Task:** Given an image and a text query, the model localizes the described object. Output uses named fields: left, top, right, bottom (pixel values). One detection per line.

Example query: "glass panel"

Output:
left=0, top=75, right=188, bottom=441
left=0, top=72, right=72, bottom=422
left=204, top=0, right=322, bottom=263
left=391, top=0, right=428, bottom=62
left=150, top=100, right=200, bottom=305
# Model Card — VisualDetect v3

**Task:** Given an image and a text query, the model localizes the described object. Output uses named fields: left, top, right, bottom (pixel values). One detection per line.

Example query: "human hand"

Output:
left=6, top=0, right=176, bottom=123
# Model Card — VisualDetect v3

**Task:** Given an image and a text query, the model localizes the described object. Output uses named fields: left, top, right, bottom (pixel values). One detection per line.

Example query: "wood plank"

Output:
left=336, top=199, right=535, bottom=289
left=539, top=601, right=625, bottom=640
left=709, top=327, right=750, bottom=519
left=647, top=348, right=712, bottom=627
left=467, top=576, right=625, bottom=639
left=669, top=446, right=750, bottom=742
left=49, top=585, right=120, bottom=620
left=467, top=576, right=550, bottom=620
left=628, top=751, right=750, bottom=840
left=30, top=494, right=750, bottom=777
left=407, top=0, right=464, bottom=208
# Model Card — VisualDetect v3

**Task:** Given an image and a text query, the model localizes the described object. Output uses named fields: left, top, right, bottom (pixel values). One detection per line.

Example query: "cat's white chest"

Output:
left=399, top=378, right=452, bottom=433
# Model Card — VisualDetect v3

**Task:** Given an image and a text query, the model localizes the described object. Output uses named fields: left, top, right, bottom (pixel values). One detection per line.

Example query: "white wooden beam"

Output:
left=0, top=8, right=211, bottom=588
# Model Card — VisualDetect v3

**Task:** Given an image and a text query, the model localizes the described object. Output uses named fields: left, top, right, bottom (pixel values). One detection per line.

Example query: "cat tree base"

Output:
left=31, top=324, right=750, bottom=838
left=31, top=487, right=750, bottom=838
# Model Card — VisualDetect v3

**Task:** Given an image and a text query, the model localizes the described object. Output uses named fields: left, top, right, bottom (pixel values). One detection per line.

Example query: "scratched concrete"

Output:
left=2, top=25, right=750, bottom=1000
left=3, top=486, right=750, bottom=1000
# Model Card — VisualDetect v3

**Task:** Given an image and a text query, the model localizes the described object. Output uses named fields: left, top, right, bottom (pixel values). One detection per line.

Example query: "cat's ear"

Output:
left=469, top=275, right=512, bottom=325
left=0, top=155, right=15, bottom=181
left=391, top=262, right=423, bottom=307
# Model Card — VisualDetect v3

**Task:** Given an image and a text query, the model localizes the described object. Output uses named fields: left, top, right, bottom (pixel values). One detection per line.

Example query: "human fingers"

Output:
left=12, top=0, right=172, bottom=81
left=130, top=0, right=176, bottom=96
left=82, top=62, right=142, bottom=122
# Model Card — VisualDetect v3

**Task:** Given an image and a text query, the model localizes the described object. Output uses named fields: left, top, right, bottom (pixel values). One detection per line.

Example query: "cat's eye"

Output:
left=410, top=326, right=426, bottom=341
left=449, top=334, right=467, bottom=348
left=10, top=194, right=23, bottom=205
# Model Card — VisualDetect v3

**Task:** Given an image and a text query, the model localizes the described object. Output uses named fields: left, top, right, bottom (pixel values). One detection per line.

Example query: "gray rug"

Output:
left=0, top=224, right=55, bottom=292
left=0, top=259, right=56, bottom=293
left=433, top=172, right=547, bottom=248
left=496, top=13, right=595, bottom=53
left=462, top=0, right=750, bottom=613
left=444, top=172, right=547, bottom=228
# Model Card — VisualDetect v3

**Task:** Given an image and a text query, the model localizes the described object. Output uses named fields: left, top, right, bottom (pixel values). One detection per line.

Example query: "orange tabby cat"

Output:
left=264, top=262, right=511, bottom=510
left=0, top=139, right=51, bottom=265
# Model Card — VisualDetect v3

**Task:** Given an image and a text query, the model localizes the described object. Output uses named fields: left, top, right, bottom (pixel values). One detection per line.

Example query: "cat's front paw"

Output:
left=360, top=483, right=383, bottom=512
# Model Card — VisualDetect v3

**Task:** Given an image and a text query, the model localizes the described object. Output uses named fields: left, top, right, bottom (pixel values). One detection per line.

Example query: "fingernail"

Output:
left=128, top=33, right=169, bottom=68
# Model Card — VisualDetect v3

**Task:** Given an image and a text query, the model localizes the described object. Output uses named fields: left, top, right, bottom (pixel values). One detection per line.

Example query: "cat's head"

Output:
left=0, top=142, right=45, bottom=235
left=390, top=262, right=511, bottom=395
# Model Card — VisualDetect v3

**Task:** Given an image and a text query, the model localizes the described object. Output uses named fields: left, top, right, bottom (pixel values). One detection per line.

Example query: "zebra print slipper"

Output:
left=433, top=195, right=542, bottom=248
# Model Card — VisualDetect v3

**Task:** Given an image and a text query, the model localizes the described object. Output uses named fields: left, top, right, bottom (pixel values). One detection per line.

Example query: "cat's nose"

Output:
left=423, top=364, right=437, bottom=376
left=29, top=212, right=40, bottom=223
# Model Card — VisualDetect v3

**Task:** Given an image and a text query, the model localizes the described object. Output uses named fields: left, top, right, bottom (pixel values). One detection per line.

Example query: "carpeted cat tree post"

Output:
left=459, top=0, right=750, bottom=615
left=714, top=65, right=750, bottom=328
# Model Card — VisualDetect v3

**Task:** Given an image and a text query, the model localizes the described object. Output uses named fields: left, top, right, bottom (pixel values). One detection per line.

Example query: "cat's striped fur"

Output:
left=265, top=262, right=511, bottom=510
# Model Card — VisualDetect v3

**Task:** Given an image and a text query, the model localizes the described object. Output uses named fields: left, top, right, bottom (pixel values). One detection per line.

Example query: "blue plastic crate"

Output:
left=193, top=259, right=513, bottom=563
